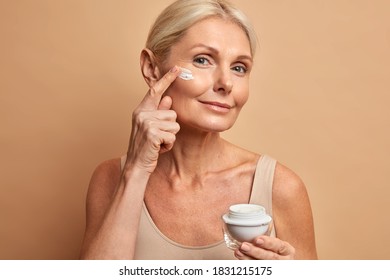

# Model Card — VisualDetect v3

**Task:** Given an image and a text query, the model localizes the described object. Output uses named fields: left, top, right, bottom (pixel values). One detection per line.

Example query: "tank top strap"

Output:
left=120, top=154, right=126, bottom=171
left=249, top=154, right=277, bottom=217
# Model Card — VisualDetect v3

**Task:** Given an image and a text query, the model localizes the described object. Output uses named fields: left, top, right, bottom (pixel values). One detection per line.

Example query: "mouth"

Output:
left=199, top=101, right=232, bottom=109
left=199, top=101, right=233, bottom=113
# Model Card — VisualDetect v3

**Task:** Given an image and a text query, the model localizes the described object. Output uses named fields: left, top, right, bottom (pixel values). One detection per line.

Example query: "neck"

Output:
left=156, top=125, right=228, bottom=182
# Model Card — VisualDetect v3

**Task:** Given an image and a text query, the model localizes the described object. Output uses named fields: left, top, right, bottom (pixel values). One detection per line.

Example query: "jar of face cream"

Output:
left=222, top=204, right=273, bottom=249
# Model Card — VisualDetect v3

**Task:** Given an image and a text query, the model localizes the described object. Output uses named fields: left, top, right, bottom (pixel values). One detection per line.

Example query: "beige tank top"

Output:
left=120, top=154, right=277, bottom=259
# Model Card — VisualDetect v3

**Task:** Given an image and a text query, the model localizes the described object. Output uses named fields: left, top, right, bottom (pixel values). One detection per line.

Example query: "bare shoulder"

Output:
left=273, top=161, right=307, bottom=206
left=88, top=158, right=122, bottom=197
left=272, top=161, right=318, bottom=259
left=85, top=158, right=123, bottom=224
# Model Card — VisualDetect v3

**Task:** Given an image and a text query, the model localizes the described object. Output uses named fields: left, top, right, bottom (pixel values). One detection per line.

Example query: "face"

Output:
left=162, top=17, right=253, bottom=132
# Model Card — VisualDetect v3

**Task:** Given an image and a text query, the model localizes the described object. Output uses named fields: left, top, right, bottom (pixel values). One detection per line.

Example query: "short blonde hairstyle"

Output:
left=145, top=0, right=257, bottom=63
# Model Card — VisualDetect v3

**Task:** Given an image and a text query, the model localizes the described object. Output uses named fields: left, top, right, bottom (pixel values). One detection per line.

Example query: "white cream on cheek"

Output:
left=178, top=67, right=194, bottom=80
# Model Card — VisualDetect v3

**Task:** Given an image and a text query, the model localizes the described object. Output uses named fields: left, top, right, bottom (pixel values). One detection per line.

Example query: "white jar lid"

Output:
left=222, top=204, right=272, bottom=226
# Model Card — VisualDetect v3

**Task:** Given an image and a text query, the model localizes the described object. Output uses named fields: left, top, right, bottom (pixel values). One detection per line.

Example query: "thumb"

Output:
left=158, top=95, right=173, bottom=110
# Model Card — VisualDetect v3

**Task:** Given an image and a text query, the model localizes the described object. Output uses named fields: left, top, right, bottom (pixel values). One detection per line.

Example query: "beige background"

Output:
left=1, top=0, right=389, bottom=259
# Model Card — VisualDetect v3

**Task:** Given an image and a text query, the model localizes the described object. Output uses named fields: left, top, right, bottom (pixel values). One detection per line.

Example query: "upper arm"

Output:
left=80, top=158, right=122, bottom=255
left=272, top=162, right=318, bottom=259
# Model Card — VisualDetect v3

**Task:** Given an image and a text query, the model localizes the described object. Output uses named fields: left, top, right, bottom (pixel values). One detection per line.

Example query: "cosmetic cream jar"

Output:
left=222, top=204, right=272, bottom=249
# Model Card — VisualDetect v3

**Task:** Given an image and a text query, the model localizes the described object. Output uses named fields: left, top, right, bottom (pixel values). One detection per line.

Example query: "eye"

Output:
left=193, top=56, right=210, bottom=66
left=231, top=65, right=247, bottom=74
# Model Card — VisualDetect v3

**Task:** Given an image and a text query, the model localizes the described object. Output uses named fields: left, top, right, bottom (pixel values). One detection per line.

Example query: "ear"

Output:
left=140, top=48, right=162, bottom=87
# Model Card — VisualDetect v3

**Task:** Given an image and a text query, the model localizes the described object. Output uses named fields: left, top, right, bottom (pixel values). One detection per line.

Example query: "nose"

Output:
left=213, top=67, right=233, bottom=94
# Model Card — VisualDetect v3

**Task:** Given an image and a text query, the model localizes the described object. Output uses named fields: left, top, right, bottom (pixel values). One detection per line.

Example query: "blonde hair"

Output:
left=145, top=0, right=257, bottom=63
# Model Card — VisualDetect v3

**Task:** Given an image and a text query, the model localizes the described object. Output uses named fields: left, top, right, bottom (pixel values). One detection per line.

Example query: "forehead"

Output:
left=171, top=17, right=252, bottom=58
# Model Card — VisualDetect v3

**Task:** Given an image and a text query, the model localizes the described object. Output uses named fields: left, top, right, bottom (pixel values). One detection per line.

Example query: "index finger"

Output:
left=141, top=66, right=179, bottom=110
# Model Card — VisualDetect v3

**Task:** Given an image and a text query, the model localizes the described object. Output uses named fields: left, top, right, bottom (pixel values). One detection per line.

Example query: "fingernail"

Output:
left=256, top=238, right=264, bottom=246
left=240, top=243, right=250, bottom=252
left=235, top=250, right=244, bottom=258
left=170, top=66, right=178, bottom=73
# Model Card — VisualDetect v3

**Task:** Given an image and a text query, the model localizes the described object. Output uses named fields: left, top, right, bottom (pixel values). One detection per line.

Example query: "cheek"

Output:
left=167, top=72, right=213, bottom=98
left=233, top=82, right=250, bottom=108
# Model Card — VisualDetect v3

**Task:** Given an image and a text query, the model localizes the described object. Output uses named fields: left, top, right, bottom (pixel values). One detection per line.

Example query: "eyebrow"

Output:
left=190, top=43, right=253, bottom=62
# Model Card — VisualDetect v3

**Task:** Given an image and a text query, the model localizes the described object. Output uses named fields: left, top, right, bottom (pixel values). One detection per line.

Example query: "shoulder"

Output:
left=271, top=160, right=317, bottom=259
left=87, top=157, right=122, bottom=205
left=90, top=157, right=122, bottom=182
left=271, top=159, right=313, bottom=230
left=272, top=161, right=308, bottom=206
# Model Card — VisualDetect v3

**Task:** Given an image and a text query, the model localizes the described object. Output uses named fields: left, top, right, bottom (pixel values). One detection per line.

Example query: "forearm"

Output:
left=81, top=66, right=180, bottom=259
left=81, top=167, right=150, bottom=260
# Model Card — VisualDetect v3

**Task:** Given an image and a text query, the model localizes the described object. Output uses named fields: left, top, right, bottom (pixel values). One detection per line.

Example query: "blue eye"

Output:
left=232, top=65, right=247, bottom=74
left=193, top=57, right=210, bottom=65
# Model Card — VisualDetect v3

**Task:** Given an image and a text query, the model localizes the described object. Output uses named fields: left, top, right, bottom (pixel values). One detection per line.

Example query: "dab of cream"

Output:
left=179, top=67, right=194, bottom=80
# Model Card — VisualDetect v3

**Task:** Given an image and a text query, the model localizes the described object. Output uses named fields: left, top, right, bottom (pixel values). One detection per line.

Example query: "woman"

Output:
left=80, top=0, right=317, bottom=260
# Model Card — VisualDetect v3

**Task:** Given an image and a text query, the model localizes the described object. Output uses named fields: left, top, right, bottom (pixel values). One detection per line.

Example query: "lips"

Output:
left=199, top=101, right=232, bottom=109
left=198, top=100, right=233, bottom=114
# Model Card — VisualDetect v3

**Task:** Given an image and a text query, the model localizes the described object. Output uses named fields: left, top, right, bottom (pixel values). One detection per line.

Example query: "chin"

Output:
left=181, top=118, right=236, bottom=133
left=205, top=122, right=234, bottom=132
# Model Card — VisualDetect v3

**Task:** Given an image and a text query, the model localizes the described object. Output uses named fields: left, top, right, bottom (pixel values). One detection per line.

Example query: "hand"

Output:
left=126, top=66, right=180, bottom=174
left=234, top=236, right=296, bottom=260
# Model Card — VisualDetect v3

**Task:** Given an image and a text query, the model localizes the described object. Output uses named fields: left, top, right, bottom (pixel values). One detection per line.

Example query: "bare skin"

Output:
left=79, top=17, right=317, bottom=260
